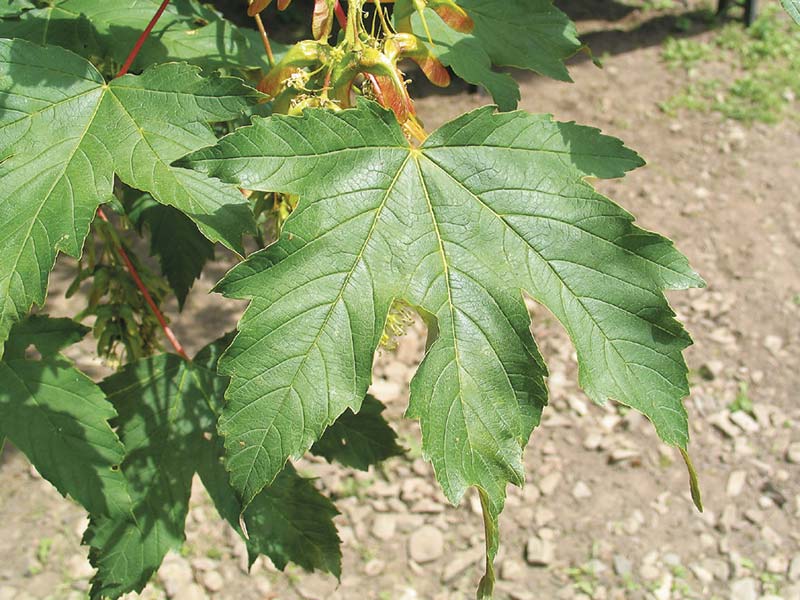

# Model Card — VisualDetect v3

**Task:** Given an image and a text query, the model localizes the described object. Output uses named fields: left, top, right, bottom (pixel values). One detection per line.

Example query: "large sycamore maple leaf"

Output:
left=181, top=101, right=703, bottom=588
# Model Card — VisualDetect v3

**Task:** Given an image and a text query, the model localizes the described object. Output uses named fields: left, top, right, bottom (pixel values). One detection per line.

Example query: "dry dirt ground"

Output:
left=1, top=2, right=799, bottom=599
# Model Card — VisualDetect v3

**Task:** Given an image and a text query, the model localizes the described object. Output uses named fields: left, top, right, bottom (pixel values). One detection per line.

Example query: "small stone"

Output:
left=408, top=525, right=444, bottom=564
left=612, top=555, right=632, bottom=577
left=364, top=559, right=385, bottom=576
left=729, top=578, right=758, bottom=600
left=703, top=558, right=730, bottom=581
left=730, top=411, right=759, bottom=433
left=372, top=514, right=397, bottom=541
left=525, top=537, right=554, bottom=566
left=159, top=555, right=194, bottom=599
left=764, top=335, right=783, bottom=355
left=727, top=470, right=747, bottom=497
left=639, top=564, right=660, bottom=580
left=197, top=570, right=224, bottom=593
left=690, top=564, right=713, bottom=584
left=786, top=442, right=800, bottom=465
left=654, top=573, right=673, bottom=600
left=766, top=556, right=788, bottom=574
left=538, top=472, right=561, bottom=496
left=709, top=412, right=740, bottom=438
left=572, top=481, right=592, bottom=500
left=0, top=587, right=17, bottom=600
left=789, top=555, right=800, bottom=582
left=699, top=360, right=724, bottom=380
left=295, top=574, right=338, bottom=599
left=609, top=448, right=639, bottom=463
left=410, top=499, right=445, bottom=513
left=500, top=559, right=526, bottom=582
left=441, top=546, right=483, bottom=583
left=583, top=433, right=604, bottom=451
left=66, top=555, right=95, bottom=580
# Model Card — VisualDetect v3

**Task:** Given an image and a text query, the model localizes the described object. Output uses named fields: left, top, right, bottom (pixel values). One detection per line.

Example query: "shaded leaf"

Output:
left=128, top=196, right=215, bottom=310
left=88, top=335, right=341, bottom=599
left=783, top=0, right=800, bottom=24
left=0, top=317, right=130, bottom=518
left=312, top=394, right=404, bottom=470
left=3, top=314, right=89, bottom=359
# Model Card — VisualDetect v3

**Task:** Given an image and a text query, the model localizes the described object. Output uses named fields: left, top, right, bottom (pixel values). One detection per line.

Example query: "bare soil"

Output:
left=1, top=2, right=799, bottom=599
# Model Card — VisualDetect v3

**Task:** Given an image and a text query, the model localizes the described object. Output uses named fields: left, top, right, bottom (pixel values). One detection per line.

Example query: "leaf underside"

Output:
left=180, top=100, right=703, bottom=583
left=0, top=38, right=256, bottom=356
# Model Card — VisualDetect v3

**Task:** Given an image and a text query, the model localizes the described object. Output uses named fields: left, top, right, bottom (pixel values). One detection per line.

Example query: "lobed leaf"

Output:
left=88, top=336, right=341, bottom=599
left=0, top=316, right=130, bottom=518
left=394, top=0, right=582, bottom=110
left=180, top=100, right=703, bottom=587
left=0, top=38, right=256, bottom=356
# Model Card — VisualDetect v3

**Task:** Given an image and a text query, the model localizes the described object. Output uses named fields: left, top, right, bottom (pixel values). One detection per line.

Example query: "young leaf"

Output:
left=88, top=336, right=341, bottom=599
left=0, top=0, right=286, bottom=73
left=0, top=38, right=256, bottom=355
left=0, top=317, right=130, bottom=518
left=394, top=0, right=582, bottom=110
left=180, top=101, right=702, bottom=578
left=312, top=394, right=404, bottom=470
left=128, top=195, right=215, bottom=310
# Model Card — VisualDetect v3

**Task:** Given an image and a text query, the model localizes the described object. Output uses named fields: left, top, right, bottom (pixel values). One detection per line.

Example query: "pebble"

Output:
left=787, top=442, right=800, bottom=464
left=572, top=481, right=592, bottom=500
left=730, top=411, right=759, bottom=433
left=727, top=470, right=747, bottom=497
left=538, top=472, right=561, bottom=496
left=500, top=559, right=526, bottom=582
left=197, top=570, right=224, bottom=593
left=763, top=335, right=783, bottom=355
left=612, top=555, right=632, bottom=577
left=159, top=556, right=194, bottom=599
left=709, top=412, right=740, bottom=438
left=525, top=537, right=554, bottom=566
left=408, top=525, right=444, bottom=564
left=690, top=564, right=713, bottom=584
left=364, top=559, right=385, bottom=576
left=66, top=555, right=95, bottom=580
left=182, top=584, right=209, bottom=600
left=371, top=514, right=397, bottom=541
left=766, top=556, right=788, bottom=574
left=703, top=558, right=730, bottom=581
left=789, top=555, right=800, bottom=582
left=729, top=578, right=758, bottom=600
left=441, top=546, right=483, bottom=583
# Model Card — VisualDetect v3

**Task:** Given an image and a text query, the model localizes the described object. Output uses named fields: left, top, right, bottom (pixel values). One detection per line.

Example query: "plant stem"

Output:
left=96, top=209, right=190, bottom=361
left=116, top=0, right=171, bottom=77
left=334, top=0, right=347, bottom=28
left=253, top=13, right=275, bottom=67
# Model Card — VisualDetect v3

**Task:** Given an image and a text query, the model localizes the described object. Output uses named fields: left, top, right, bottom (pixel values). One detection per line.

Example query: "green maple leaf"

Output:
left=0, top=0, right=285, bottom=73
left=394, top=0, right=581, bottom=110
left=87, top=336, right=341, bottom=599
left=181, top=101, right=703, bottom=592
left=0, top=38, right=256, bottom=356
left=128, top=195, right=216, bottom=310
left=0, top=0, right=33, bottom=17
left=312, top=394, right=404, bottom=470
left=0, top=316, right=131, bottom=518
